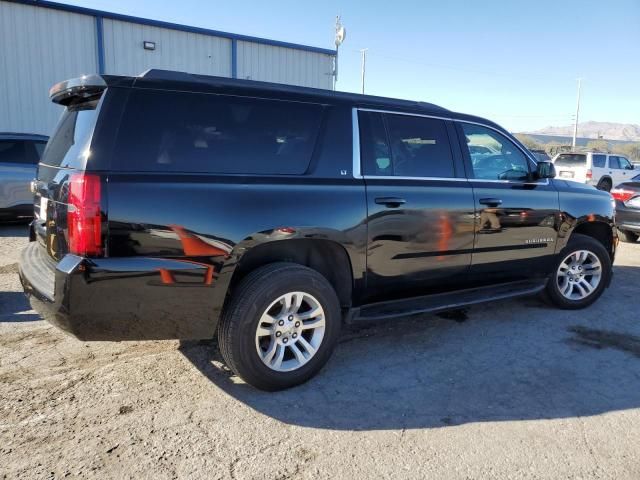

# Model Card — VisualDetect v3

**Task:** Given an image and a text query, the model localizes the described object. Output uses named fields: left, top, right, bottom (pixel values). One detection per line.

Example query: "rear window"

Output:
left=0, top=140, right=44, bottom=165
left=554, top=154, right=586, bottom=167
left=41, top=101, right=99, bottom=168
left=113, top=90, right=324, bottom=175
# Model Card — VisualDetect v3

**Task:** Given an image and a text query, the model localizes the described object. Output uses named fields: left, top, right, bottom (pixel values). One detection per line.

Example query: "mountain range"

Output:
left=530, top=121, right=640, bottom=142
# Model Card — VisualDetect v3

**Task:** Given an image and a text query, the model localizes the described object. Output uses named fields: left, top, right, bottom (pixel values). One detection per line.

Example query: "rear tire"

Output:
left=545, top=234, right=611, bottom=309
left=618, top=229, right=639, bottom=243
left=597, top=178, right=612, bottom=192
left=218, top=262, right=341, bottom=391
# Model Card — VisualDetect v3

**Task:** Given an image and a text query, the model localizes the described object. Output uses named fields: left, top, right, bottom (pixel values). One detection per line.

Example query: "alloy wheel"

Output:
left=556, top=249, right=602, bottom=300
left=255, top=291, right=326, bottom=372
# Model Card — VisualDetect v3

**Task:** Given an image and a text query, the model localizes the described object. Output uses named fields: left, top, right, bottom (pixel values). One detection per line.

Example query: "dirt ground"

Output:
left=1, top=223, right=639, bottom=479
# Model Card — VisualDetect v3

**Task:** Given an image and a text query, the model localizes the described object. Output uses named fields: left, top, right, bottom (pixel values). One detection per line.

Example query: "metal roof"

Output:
left=6, top=0, right=337, bottom=56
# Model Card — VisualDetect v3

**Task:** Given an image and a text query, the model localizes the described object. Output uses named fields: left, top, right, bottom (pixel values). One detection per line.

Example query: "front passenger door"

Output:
left=456, top=123, right=560, bottom=282
left=609, top=156, right=634, bottom=185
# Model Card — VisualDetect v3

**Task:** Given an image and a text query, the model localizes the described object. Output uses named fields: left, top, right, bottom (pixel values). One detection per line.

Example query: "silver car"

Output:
left=0, top=133, right=48, bottom=220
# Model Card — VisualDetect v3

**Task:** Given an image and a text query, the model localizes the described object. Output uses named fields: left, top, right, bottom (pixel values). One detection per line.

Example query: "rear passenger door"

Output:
left=358, top=110, right=475, bottom=302
left=455, top=122, right=560, bottom=282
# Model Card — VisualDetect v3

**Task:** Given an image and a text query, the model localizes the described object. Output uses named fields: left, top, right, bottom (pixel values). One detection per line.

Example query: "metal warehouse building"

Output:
left=0, top=0, right=337, bottom=136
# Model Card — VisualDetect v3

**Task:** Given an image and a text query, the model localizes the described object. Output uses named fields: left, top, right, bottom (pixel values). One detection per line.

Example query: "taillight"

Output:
left=611, top=188, right=636, bottom=203
left=67, top=173, right=102, bottom=256
left=586, top=169, right=593, bottom=181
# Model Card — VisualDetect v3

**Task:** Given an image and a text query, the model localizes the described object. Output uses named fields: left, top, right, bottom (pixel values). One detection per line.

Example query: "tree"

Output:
left=585, top=140, right=609, bottom=152
left=612, top=143, right=640, bottom=162
left=514, top=134, right=543, bottom=150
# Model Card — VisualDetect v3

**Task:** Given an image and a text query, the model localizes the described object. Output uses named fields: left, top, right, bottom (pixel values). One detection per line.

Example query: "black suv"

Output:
left=20, top=71, right=616, bottom=390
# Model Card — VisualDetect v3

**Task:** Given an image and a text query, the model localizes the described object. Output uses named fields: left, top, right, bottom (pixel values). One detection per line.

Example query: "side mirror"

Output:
left=536, top=161, right=556, bottom=179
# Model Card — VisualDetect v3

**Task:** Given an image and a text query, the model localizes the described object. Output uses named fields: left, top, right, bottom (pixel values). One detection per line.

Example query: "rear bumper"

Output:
left=19, top=242, right=220, bottom=341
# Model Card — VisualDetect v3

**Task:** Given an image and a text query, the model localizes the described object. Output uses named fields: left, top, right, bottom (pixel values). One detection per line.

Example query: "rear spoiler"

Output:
left=49, top=75, right=107, bottom=106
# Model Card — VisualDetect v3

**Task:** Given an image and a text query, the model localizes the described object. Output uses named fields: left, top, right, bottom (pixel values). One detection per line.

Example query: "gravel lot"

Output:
left=1, top=223, right=639, bottom=479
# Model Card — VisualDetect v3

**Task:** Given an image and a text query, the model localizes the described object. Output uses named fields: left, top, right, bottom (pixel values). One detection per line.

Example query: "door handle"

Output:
left=375, top=197, right=406, bottom=208
left=479, top=198, right=502, bottom=207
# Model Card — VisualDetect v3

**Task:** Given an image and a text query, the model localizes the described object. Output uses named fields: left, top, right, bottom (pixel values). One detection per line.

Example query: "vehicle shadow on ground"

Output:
left=0, top=291, right=41, bottom=322
left=180, top=265, right=640, bottom=431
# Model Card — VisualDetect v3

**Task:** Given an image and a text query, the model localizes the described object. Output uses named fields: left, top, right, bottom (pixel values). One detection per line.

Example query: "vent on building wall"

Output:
left=143, top=41, right=156, bottom=51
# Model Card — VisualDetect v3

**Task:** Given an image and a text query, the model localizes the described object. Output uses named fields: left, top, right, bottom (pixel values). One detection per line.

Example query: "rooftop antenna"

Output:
left=333, top=16, right=346, bottom=90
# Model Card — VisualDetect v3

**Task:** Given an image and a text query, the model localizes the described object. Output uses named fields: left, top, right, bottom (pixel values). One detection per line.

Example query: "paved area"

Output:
left=1, top=223, right=639, bottom=479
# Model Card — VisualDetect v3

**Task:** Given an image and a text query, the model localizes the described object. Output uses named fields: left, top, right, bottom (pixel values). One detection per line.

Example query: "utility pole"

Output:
left=572, top=78, right=582, bottom=149
left=360, top=48, right=368, bottom=94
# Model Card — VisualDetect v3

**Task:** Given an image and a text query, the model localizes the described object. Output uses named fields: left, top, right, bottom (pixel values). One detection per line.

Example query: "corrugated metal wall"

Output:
left=236, top=41, right=333, bottom=90
left=102, top=19, right=231, bottom=77
left=0, top=1, right=97, bottom=135
left=0, top=0, right=335, bottom=136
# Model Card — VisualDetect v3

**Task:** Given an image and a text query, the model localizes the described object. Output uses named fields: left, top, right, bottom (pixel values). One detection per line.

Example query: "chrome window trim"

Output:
left=353, top=107, right=546, bottom=185
left=362, top=175, right=468, bottom=182
left=470, top=178, right=550, bottom=185
left=352, top=107, right=362, bottom=179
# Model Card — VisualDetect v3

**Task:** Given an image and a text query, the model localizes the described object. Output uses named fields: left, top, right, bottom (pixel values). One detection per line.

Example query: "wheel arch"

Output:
left=569, top=220, right=615, bottom=258
left=596, top=175, right=613, bottom=189
left=215, top=237, right=354, bottom=319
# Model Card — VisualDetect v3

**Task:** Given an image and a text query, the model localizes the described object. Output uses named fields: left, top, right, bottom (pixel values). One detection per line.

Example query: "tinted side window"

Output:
left=0, top=141, right=26, bottom=164
left=609, top=156, right=621, bottom=169
left=385, top=114, right=454, bottom=177
left=359, top=111, right=392, bottom=175
left=460, top=123, right=530, bottom=181
left=114, top=90, right=323, bottom=175
left=0, top=140, right=44, bottom=165
left=592, top=154, right=606, bottom=168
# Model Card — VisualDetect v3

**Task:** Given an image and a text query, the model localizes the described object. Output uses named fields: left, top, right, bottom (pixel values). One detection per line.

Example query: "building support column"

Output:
left=95, top=16, right=105, bottom=74
left=231, top=38, right=237, bottom=78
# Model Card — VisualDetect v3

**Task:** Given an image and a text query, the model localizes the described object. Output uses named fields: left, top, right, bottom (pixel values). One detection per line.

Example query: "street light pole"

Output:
left=572, top=78, right=582, bottom=149
left=360, top=48, right=368, bottom=94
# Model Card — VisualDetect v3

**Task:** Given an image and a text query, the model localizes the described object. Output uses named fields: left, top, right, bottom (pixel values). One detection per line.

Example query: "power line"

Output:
left=350, top=49, right=567, bottom=82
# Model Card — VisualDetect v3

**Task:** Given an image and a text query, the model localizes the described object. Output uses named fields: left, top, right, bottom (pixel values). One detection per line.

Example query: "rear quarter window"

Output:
left=41, top=101, right=99, bottom=169
left=113, top=90, right=324, bottom=175
left=554, top=154, right=586, bottom=167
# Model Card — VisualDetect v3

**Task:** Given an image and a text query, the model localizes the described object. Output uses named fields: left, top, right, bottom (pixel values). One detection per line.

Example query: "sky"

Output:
left=62, top=0, right=640, bottom=133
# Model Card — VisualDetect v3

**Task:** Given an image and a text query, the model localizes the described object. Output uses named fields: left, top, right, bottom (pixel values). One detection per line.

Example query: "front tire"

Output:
left=218, top=262, right=341, bottom=391
left=618, top=229, right=639, bottom=243
left=545, top=234, right=611, bottom=309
